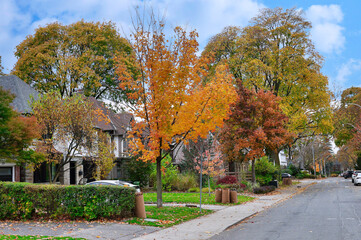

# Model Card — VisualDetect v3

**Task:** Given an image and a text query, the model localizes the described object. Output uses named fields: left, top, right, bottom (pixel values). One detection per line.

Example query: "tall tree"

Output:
left=219, top=83, right=293, bottom=182
left=13, top=21, right=133, bottom=102
left=117, top=14, right=236, bottom=207
left=334, top=87, right=361, bottom=147
left=203, top=8, right=333, bottom=164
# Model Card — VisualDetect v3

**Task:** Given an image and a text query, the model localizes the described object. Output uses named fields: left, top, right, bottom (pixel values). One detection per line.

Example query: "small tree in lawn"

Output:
left=220, top=82, right=293, bottom=183
left=117, top=13, right=236, bottom=207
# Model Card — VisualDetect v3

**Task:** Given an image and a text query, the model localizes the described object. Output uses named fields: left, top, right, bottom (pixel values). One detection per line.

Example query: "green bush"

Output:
left=150, top=156, right=179, bottom=191
left=0, top=182, right=135, bottom=220
left=188, top=187, right=213, bottom=193
left=255, top=157, right=277, bottom=186
left=172, top=172, right=197, bottom=191
left=127, top=155, right=153, bottom=187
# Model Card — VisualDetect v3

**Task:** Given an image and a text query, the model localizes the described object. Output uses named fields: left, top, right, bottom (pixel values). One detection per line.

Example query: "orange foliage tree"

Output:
left=117, top=16, right=236, bottom=207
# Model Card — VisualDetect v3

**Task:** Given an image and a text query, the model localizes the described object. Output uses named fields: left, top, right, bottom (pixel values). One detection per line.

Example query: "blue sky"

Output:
left=1, top=0, right=360, bottom=93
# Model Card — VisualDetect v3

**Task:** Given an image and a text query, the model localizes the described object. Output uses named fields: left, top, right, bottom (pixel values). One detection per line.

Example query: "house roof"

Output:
left=88, top=97, right=133, bottom=136
left=0, top=75, right=39, bottom=114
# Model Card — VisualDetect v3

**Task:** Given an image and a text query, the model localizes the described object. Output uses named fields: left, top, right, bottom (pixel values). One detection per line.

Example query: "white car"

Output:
left=354, top=173, right=361, bottom=186
left=86, top=180, right=141, bottom=192
left=352, top=170, right=361, bottom=183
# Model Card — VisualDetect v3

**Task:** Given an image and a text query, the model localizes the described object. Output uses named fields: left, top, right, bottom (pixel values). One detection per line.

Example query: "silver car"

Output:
left=86, top=180, right=140, bottom=192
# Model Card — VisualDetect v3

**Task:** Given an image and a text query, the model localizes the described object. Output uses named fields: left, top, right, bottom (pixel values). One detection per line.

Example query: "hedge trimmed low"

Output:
left=0, top=182, right=135, bottom=220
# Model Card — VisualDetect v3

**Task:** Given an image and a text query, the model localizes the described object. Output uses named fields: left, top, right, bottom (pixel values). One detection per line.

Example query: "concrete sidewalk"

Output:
left=133, top=179, right=317, bottom=240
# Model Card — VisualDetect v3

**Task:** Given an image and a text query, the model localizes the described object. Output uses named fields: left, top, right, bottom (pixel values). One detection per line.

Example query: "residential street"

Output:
left=211, top=177, right=361, bottom=240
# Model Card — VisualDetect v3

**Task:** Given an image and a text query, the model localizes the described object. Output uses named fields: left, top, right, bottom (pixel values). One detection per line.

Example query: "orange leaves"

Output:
left=120, top=22, right=236, bottom=163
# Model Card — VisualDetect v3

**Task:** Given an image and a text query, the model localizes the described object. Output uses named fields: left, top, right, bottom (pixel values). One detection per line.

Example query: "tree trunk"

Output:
left=156, top=156, right=163, bottom=208
left=48, top=163, right=53, bottom=184
left=271, top=149, right=280, bottom=166
left=251, top=159, right=256, bottom=183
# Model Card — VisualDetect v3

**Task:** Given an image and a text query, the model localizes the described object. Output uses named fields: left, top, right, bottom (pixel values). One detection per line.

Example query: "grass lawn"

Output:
left=126, top=205, right=213, bottom=227
left=143, top=192, right=254, bottom=205
left=0, top=236, right=85, bottom=240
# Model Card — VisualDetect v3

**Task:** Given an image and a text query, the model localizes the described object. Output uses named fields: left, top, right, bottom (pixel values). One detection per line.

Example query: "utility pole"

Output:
left=312, top=143, right=316, bottom=178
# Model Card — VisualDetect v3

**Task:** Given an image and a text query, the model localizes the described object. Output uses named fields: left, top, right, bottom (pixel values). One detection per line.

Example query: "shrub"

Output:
left=0, top=182, right=135, bottom=220
left=254, top=157, right=277, bottom=186
left=241, top=181, right=259, bottom=192
left=330, top=173, right=338, bottom=177
left=172, top=172, right=197, bottom=191
left=188, top=187, right=214, bottom=193
left=253, top=185, right=276, bottom=194
left=150, top=156, right=179, bottom=191
left=127, top=155, right=153, bottom=187
left=216, top=175, right=237, bottom=185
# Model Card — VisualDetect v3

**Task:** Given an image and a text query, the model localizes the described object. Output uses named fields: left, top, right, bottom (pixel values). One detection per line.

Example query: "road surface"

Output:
left=211, top=177, right=361, bottom=240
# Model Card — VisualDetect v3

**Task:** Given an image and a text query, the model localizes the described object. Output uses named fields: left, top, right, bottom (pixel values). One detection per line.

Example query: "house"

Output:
left=0, top=75, right=134, bottom=185
left=0, top=75, right=39, bottom=182
left=56, top=97, right=134, bottom=185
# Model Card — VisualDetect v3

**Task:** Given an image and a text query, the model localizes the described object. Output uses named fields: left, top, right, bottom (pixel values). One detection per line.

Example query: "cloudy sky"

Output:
left=1, top=0, right=360, bottom=92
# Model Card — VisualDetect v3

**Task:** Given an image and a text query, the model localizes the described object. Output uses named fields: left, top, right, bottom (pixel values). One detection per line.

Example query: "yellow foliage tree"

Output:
left=117, top=15, right=236, bottom=207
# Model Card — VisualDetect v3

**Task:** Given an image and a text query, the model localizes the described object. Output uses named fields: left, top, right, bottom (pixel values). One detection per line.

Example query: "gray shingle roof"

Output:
left=0, top=75, right=39, bottom=113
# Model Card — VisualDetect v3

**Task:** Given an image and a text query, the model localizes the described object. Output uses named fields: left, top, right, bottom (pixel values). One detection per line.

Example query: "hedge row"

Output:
left=0, top=182, right=136, bottom=220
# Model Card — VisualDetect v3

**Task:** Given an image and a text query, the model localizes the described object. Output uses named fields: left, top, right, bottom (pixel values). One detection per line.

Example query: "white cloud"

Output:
left=0, top=0, right=264, bottom=73
left=335, top=59, right=361, bottom=85
left=306, top=4, right=345, bottom=54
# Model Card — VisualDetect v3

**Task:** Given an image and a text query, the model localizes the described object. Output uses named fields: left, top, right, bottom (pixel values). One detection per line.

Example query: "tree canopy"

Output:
left=13, top=20, right=133, bottom=102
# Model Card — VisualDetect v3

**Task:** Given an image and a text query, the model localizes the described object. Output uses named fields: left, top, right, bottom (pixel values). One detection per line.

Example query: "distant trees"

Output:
left=13, top=21, right=134, bottom=103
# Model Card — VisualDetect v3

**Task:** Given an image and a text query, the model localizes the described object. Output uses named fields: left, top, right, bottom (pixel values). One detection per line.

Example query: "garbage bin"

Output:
left=269, top=180, right=278, bottom=188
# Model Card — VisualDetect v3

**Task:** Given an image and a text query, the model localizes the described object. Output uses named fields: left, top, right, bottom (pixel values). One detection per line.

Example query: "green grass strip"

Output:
left=127, top=205, right=212, bottom=227
left=143, top=192, right=254, bottom=205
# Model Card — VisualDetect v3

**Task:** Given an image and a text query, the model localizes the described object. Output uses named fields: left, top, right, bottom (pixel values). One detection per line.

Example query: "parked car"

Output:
left=86, top=180, right=141, bottom=192
left=281, top=173, right=292, bottom=178
left=352, top=170, right=361, bottom=183
left=354, top=173, right=361, bottom=186
left=344, top=170, right=354, bottom=179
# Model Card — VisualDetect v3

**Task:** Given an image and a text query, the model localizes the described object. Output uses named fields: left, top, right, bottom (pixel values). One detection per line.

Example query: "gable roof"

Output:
left=88, top=97, right=133, bottom=136
left=0, top=75, right=39, bottom=113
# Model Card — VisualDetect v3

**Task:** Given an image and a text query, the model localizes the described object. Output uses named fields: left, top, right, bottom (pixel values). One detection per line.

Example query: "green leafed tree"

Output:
left=13, top=20, right=134, bottom=103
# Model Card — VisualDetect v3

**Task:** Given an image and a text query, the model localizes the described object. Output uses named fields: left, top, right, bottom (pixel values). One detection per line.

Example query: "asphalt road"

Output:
left=210, top=177, right=361, bottom=240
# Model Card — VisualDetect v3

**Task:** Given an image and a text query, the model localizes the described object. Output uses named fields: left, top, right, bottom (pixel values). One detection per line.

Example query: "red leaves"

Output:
left=220, top=83, right=294, bottom=162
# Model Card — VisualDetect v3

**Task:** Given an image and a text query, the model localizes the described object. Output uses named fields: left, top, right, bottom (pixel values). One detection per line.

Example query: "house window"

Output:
left=0, top=167, right=13, bottom=182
